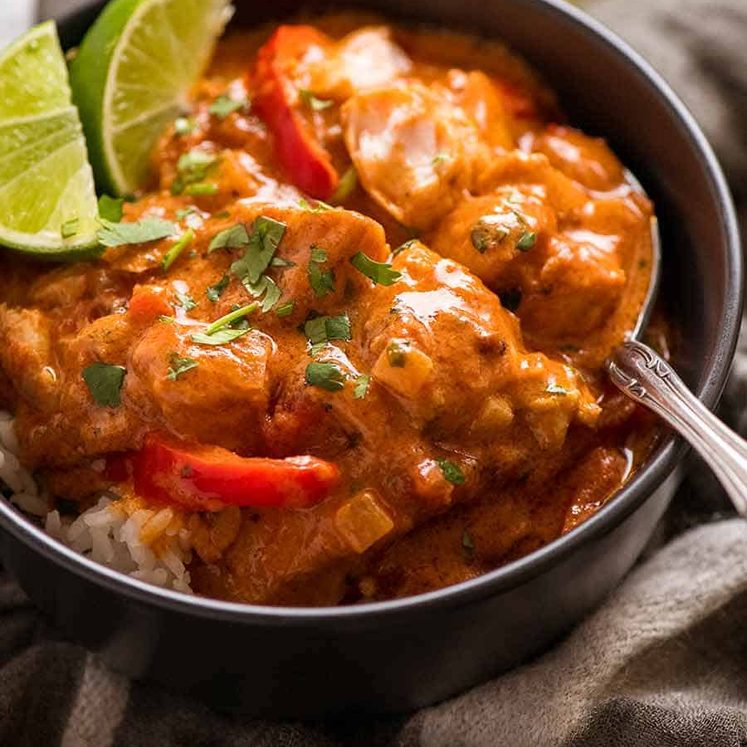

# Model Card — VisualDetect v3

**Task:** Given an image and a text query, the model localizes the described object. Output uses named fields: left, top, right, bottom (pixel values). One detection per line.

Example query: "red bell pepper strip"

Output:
left=251, top=26, right=340, bottom=199
left=131, top=434, right=340, bottom=511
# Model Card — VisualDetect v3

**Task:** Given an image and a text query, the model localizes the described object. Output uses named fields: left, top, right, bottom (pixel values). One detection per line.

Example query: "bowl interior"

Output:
left=33, top=0, right=743, bottom=616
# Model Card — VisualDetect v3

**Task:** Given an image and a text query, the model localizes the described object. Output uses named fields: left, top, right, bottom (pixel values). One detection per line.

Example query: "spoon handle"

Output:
left=607, top=340, right=747, bottom=516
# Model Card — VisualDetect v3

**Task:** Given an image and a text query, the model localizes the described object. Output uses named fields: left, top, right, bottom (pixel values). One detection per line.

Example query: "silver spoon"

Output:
left=606, top=207, right=747, bottom=515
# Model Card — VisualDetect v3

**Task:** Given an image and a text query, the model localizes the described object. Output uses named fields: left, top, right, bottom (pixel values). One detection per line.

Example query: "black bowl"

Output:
left=0, top=0, right=741, bottom=718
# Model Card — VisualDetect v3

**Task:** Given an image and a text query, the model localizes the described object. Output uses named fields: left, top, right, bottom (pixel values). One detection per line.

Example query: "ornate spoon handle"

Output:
left=607, top=340, right=747, bottom=516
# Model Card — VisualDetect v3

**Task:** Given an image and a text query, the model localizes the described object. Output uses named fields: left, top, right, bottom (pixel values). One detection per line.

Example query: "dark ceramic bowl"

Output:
left=0, top=0, right=741, bottom=718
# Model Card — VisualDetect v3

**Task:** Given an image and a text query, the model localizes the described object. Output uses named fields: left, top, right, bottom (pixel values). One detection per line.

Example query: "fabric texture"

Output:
left=2, top=0, right=747, bottom=744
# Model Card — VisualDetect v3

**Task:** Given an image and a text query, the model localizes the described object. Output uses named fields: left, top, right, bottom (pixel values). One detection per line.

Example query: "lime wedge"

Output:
left=0, top=21, right=99, bottom=256
left=70, top=0, right=233, bottom=196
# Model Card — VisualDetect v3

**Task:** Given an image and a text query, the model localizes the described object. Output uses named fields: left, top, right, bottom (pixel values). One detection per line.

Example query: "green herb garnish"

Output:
left=304, top=314, right=352, bottom=347
left=305, top=361, right=346, bottom=392
left=299, top=89, right=333, bottom=111
left=308, top=245, right=336, bottom=297
left=350, top=253, right=401, bottom=286
left=204, top=303, right=257, bottom=335
left=82, top=363, right=126, bottom=407
left=243, top=275, right=282, bottom=313
left=209, top=94, right=248, bottom=119
left=230, top=216, right=286, bottom=285
left=162, top=229, right=195, bottom=271
left=298, top=197, right=333, bottom=213
left=275, top=301, right=295, bottom=318
left=437, top=459, right=465, bottom=485
left=516, top=231, right=537, bottom=251
left=185, top=182, right=218, bottom=197
left=191, top=327, right=251, bottom=345
left=97, top=217, right=176, bottom=248
left=206, top=274, right=230, bottom=302
left=175, top=291, right=197, bottom=311
left=353, top=374, right=370, bottom=400
left=171, top=149, right=218, bottom=195
left=167, top=354, right=198, bottom=380
left=330, top=166, right=357, bottom=204
left=386, top=340, right=409, bottom=367
left=208, top=223, right=249, bottom=252
left=546, top=383, right=569, bottom=395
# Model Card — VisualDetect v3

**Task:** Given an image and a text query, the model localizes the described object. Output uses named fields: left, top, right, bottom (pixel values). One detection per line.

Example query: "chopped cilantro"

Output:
left=61, top=217, right=79, bottom=239
left=305, top=361, right=346, bottom=392
left=353, top=374, right=370, bottom=400
left=185, top=182, right=218, bottom=196
left=350, top=253, right=401, bottom=286
left=209, top=223, right=249, bottom=252
left=299, top=89, right=333, bottom=111
left=171, top=149, right=218, bottom=195
left=546, top=383, right=569, bottom=395
left=175, top=291, right=197, bottom=311
left=304, top=314, right=351, bottom=347
left=82, top=363, right=126, bottom=408
left=97, top=217, right=176, bottom=248
left=191, top=327, right=251, bottom=345
left=516, top=231, right=537, bottom=251
left=98, top=194, right=124, bottom=222
left=275, top=301, right=295, bottom=318
left=387, top=340, right=410, bottom=367
left=206, top=274, right=230, bottom=302
left=167, top=354, right=198, bottom=380
left=308, top=245, right=336, bottom=297
left=243, top=275, right=282, bottom=313
left=209, top=94, right=248, bottom=119
left=271, top=256, right=295, bottom=268
left=162, top=229, right=195, bottom=271
left=205, top=303, right=257, bottom=335
left=298, top=197, right=333, bottom=213
left=330, top=166, right=357, bottom=204
left=471, top=218, right=509, bottom=254
left=230, top=216, right=286, bottom=285
left=437, top=459, right=465, bottom=485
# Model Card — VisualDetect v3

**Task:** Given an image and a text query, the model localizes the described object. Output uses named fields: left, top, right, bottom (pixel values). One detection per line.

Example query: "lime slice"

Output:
left=70, top=0, right=233, bottom=196
left=0, top=21, right=99, bottom=256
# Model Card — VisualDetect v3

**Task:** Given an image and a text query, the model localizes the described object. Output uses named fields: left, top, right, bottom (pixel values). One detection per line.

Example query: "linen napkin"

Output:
left=2, top=0, right=747, bottom=744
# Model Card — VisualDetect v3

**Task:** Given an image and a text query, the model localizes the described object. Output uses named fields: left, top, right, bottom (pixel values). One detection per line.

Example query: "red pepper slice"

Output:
left=131, top=434, right=340, bottom=511
left=251, top=26, right=339, bottom=199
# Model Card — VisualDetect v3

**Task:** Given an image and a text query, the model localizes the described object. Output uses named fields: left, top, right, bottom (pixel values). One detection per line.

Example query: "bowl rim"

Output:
left=0, top=0, right=742, bottom=625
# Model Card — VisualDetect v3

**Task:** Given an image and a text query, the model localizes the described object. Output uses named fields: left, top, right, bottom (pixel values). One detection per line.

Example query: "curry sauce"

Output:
left=0, top=14, right=658, bottom=605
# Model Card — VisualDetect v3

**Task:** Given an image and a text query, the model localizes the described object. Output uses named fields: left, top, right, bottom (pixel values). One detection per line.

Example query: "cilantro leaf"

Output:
left=209, top=223, right=249, bottom=253
left=299, top=89, right=333, bottom=111
left=82, top=363, right=126, bottom=407
left=275, top=301, right=295, bottom=318
left=176, top=291, right=197, bottom=311
left=162, top=229, right=194, bottom=271
left=230, top=216, right=286, bottom=285
left=305, top=362, right=346, bottom=392
left=191, top=328, right=251, bottom=345
left=97, top=217, right=176, bottom=248
left=350, top=253, right=401, bottom=286
left=308, top=245, right=335, bottom=297
left=243, top=275, right=282, bottom=313
left=171, top=149, right=218, bottom=195
left=353, top=374, right=370, bottom=399
left=209, top=94, right=248, bottom=119
left=167, top=354, right=198, bottom=380
left=304, top=315, right=351, bottom=346
left=206, top=274, right=230, bottom=302
left=516, top=231, right=537, bottom=251
left=436, top=459, right=465, bottom=485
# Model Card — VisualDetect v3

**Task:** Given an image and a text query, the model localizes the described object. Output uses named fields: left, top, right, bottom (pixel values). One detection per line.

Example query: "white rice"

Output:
left=0, top=411, right=193, bottom=593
